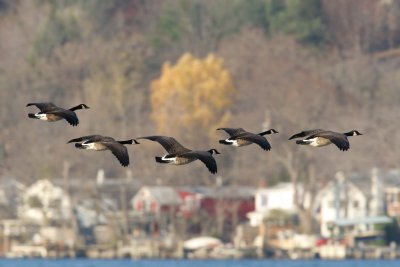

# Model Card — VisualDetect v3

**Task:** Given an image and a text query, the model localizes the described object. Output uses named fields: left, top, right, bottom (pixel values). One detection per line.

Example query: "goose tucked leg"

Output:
left=219, top=140, right=232, bottom=145
left=28, top=113, right=39, bottom=119
left=219, top=139, right=238, bottom=146
left=74, top=143, right=85, bottom=149
left=296, top=140, right=312, bottom=145
left=155, top=156, right=170, bottom=163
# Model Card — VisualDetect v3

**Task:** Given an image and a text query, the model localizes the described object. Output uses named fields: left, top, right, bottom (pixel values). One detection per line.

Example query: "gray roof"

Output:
left=345, top=169, right=400, bottom=195
left=134, top=185, right=256, bottom=206
left=315, top=169, right=400, bottom=209
left=380, top=169, right=400, bottom=188
left=141, top=186, right=182, bottom=205
left=346, top=172, right=373, bottom=197
left=178, top=186, right=256, bottom=199
left=51, top=177, right=140, bottom=210
left=333, top=216, right=392, bottom=226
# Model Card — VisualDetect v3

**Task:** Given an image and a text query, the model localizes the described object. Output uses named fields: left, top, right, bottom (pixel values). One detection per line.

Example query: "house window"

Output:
left=260, top=194, right=267, bottom=207
left=151, top=202, right=157, bottom=213
left=145, top=200, right=151, bottom=212
left=353, top=201, right=359, bottom=208
left=136, top=201, right=143, bottom=211
left=185, top=197, right=197, bottom=211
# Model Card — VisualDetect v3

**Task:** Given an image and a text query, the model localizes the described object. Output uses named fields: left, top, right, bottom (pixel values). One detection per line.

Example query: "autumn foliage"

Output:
left=150, top=53, right=235, bottom=143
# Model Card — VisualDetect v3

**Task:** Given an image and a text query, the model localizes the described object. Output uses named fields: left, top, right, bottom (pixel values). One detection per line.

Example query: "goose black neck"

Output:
left=69, top=105, right=83, bottom=111
left=343, top=131, right=354, bottom=136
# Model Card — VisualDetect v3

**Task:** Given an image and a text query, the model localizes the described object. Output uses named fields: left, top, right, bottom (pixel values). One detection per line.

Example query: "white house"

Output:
left=314, top=168, right=394, bottom=238
left=247, top=182, right=304, bottom=227
left=382, top=169, right=400, bottom=217
left=18, top=179, right=71, bottom=224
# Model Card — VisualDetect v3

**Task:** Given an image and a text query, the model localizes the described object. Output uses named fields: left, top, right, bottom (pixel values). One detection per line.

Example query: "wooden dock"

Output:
left=318, top=243, right=400, bottom=259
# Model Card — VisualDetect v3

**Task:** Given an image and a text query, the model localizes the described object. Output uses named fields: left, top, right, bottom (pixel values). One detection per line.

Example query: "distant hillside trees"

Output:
left=264, top=0, right=326, bottom=46
left=2, top=0, right=400, bottom=184
left=322, top=0, right=400, bottom=53
left=150, top=0, right=327, bottom=58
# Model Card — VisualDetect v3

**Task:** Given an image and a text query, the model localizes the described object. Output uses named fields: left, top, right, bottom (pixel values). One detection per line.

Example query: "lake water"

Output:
left=0, top=259, right=400, bottom=267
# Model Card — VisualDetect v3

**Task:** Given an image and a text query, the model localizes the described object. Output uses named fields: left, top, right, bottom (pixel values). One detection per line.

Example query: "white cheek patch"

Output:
left=225, top=139, right=238, bottom=146
left=83, top=142, right=97, bottom=150
left=36, top=113, right=48, bottom=121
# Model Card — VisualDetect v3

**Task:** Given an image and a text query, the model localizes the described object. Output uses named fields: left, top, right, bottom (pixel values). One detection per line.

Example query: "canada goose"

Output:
left=27, top=102, right=90, bottom=126
left=217, top=128, right=278, bottom=151
left=67, top=135, right=139, bottom=167
left=137, top=135, right=220, bottom=174
left=289, top=129, right=362, bottom=151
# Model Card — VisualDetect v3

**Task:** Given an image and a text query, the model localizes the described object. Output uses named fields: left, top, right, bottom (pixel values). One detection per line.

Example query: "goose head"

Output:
left=76, top=104, right=90, bottom=109
left=208, top=149, right=221, bottom=155
left=344, top=130, right=362, bottom=136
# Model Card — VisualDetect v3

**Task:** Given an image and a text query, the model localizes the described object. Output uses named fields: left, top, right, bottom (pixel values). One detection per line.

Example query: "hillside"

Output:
left=0, top=0, right=399, bottom=191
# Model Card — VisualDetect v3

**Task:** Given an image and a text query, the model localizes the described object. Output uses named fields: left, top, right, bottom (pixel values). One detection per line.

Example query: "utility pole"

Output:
left=63, top=161, right=79, bottom=252
left=120, top=170, right=132, bottom=241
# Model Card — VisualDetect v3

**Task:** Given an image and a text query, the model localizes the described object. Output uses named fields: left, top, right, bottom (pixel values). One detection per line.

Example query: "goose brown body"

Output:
left=67, top=135, right=139, bottom=167
left=217, top=127, right=278, bottom=151
left=137, top=135, right=220, bottom=174
left=289, top=129, right=362, bottom=151
left=27, top=102, right=89, bottom=126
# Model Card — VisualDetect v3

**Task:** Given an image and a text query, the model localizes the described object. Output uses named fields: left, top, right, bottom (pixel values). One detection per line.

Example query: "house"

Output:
left=131, top=186, right=182, bottom=215
left=95, top=171, right=140, bottom=211
left=130, top=185, right=255, bottom=236
left=383, top=170, right=400, bottom=218
left=183, top=186, right=256, bottom=222
left=314, top=168, right=394, bottom=238
left=131, top=186, right=183, bottom=236
left=247, top=182, right=303, bottom=227
left=18, top=179, right=71, bottom=225
left=176, top=189, right=201, bottom=218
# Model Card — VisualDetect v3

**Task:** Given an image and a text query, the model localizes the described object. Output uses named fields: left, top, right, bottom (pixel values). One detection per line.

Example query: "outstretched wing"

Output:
left=137, top=135, right=190, bottom=154
left=313, top=132, right=350, bottom=151
left=289, top=129, right=325, bottom=140
left=240, top=134, right=271, bottom=151
left=182, top=151, right=218, bottom=174
left=26, top=102, right=58, bottom=112
left=48, top=109, right=79, bottom=126
left=217, top=128, right=247, bottom=137
left=67, top=135, right=103, bottom=143
left=102, top=142, right=130, bottom=167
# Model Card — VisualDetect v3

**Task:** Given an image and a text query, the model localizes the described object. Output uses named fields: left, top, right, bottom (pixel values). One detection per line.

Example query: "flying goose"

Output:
left=27, top=102, right=90, bottom=126
left=289, top=129, right=362, bottom=151
left=217, top=128, right=278, bottom=151
left=67, top=135, right=139, bottom=167
left=137, top=135, right=220, bottom=174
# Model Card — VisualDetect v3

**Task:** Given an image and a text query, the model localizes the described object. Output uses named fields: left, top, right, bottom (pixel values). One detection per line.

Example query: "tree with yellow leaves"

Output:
left=151, top=53, right=235, bottom=144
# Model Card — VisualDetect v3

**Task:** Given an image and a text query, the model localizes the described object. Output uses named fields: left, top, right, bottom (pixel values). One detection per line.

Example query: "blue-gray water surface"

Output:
left=0, top=259, right=400, bottom=267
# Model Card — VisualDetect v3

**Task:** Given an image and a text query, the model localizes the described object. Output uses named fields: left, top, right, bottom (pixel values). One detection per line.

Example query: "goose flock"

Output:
left=26, top=102, right=363, bottom=174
